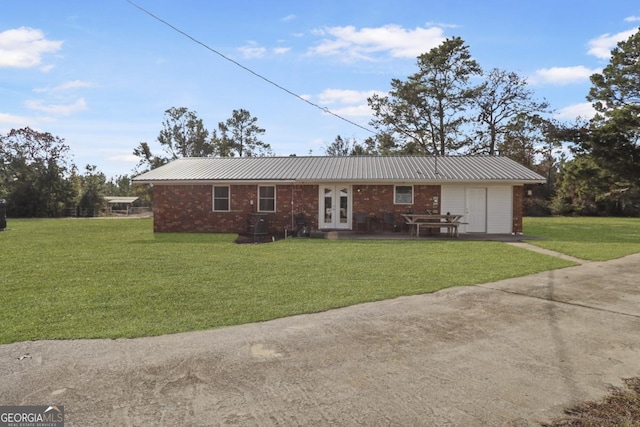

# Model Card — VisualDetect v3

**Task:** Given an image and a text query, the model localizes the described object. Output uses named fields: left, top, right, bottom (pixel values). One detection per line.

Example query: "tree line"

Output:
left=1, top=30, right=639, bottom=217
left=323, top=31, right=640, bottom=216
left=133, top=107, right=273, bottom=173
left=0, top=127, right=134, bottom=217
left=0, top=107, right=271, bottom=217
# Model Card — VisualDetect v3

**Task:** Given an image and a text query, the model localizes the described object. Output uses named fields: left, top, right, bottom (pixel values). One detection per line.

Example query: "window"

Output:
left=258, top=186, right=275, bottom=212
left=395, top=185, right=413, bottom=204
left=213, top=186, right=229, bottom=211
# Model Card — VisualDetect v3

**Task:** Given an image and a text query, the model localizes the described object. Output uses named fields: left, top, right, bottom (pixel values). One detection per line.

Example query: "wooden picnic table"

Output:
left=401, top=213, right=465, bottom=237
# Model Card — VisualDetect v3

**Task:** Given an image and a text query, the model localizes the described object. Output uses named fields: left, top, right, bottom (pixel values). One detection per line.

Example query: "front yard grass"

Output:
left=0, top=218, right=576, bottom=344
left=524, top=216, right=640, bottom=261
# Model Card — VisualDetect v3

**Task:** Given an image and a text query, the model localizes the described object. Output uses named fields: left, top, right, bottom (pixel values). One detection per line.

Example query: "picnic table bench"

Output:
left=401, top=213, right=466, bottom=237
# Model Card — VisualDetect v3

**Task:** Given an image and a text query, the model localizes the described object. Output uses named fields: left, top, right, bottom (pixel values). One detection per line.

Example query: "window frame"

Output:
left=212, top=186, right=230, bottom=212
left=257, top=185, right=276, bottom=212
left=394, top=185, right=413, bottom=205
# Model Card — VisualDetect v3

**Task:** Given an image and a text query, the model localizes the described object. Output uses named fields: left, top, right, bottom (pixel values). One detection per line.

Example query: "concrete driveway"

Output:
left=1, top=252, right=640, bottom=426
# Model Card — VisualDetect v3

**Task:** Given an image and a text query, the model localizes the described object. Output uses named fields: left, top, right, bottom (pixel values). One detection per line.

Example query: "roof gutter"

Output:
left=132, top=178, right=546, bottom=185
left=132, top=179, right=299, bottom=185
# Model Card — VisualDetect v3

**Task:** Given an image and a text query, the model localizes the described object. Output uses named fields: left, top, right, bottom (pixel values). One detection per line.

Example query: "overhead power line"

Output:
left=127, top=0, right=375, bottom=135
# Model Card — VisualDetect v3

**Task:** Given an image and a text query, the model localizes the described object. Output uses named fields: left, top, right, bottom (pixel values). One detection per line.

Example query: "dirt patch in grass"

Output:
left=541, top=377, right=640, bottom=426
left=234, top=233, right=277, bottom=244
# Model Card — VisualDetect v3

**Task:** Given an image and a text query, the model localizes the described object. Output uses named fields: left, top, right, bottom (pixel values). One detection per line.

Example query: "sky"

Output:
left=1, top=1, right=639, bottom=178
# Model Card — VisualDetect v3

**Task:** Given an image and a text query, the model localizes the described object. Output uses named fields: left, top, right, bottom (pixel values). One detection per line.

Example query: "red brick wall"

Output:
left=152, top=184, right=320, bottom=233
left=153, top=184, right=249, bottom=233
left=352, top=184, right=441, bottom=228
left=152, top=183, right=520, bottom=234
left=512, top=186, right=524, bottom=233
left=271, top=184, right=319, bottom=231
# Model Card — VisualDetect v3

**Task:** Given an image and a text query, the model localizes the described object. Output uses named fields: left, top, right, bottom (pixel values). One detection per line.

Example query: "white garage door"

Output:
left=486, top=186, right=513, bottom=234
left=442, top=185, right=513, bottom=234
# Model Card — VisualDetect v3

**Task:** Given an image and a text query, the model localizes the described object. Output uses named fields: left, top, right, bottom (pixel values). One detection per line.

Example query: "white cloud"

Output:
left=0, top=112, right=55, bottom=134
left=0, top=27, right=62, bottom=68
left=531, top=65, right=599, bottom=85
left=273, top=47, right=291, bottom=55
left=587, top=29, right=637, bottom=59
left=53, top=80, right=92, bottom=91
left=424, top=21, right=459, bottom=29
left=108, top=153, right=140, bottom=163
left=309, top=24, right=445, bottom=60
left=317, top=88, right=381, bottom=105
left=24, top=98, right=87, bottom=116
left=317, top=88, right=384, bottom=118
left=239, top=43, right=291, bottom=57
left=0, top=112, right=34, bottom=126
left=555, top=102, right=596, bottom=120
left=624, top=16, right=640, bottom=22
left=238, top=41, right=266, bottom=59
left=281, top=14, right=296, bottom=22
left=34, top=80, right=93, bottom=93
left=328, top=104, right=376, bottom=118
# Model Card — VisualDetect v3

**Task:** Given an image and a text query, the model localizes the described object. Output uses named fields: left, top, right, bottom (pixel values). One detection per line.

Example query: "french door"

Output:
left=319, top=185, right=351, bottom=229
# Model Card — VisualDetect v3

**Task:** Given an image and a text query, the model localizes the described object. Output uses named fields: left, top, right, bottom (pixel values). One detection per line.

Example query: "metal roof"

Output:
left=104, top=196, right=139, bottom=204
left=132, top=156, right=546, bottom=184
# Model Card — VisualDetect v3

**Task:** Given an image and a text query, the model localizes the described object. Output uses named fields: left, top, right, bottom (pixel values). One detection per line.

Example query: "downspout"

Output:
left=291, top=183, right=295, bottom=232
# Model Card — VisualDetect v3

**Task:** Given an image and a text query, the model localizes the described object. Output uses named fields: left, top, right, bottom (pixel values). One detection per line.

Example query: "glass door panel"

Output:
left=324, top=188, right=333, bottom=223
left=319, top=185, right=351, bottom=229
left=339, top=187, right=348, bottom=224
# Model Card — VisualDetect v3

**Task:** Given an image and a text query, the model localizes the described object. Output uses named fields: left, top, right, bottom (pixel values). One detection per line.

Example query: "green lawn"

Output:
left=524, top=216, right=640, bottom=261
left=0, top=218, right=584, bottom=344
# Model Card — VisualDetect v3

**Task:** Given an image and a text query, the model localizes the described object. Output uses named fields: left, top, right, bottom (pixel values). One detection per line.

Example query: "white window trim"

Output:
left=394, top=185, right=413, bottom=205
left=212, top=185, right=230, bottom=211
left=257, top=185, right=276, bottom=212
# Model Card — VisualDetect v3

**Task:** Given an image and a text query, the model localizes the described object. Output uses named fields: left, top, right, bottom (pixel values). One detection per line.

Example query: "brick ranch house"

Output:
left=132, top=156, right=545, bottom=235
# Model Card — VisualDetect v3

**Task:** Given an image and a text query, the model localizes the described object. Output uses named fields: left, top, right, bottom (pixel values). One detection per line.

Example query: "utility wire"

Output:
left=127, top=0, right=375, bottom=135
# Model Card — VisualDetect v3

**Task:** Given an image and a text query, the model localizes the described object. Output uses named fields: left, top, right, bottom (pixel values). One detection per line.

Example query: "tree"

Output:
left=78, top=164, right=107, bottom=215
left=368, top=37, right=482, bottom=155
left=0, top=127, right=75, bottom=217
left=472, top=68, right=549, bottom=155
left=324, top=135, right=349, bottom=156
left=499, top=115, right=564, bottom=171
left=579, top=29, right=640, bottom=187
left=106, top=175, right=133, bottom=196
left=133, top=107, right=213, bottom=172
left=216, top=109, right=271, bottom=157
left=587, top=29, right=640, bottom=113
left=132, top=141, right=168, bottom=173
left=360, top=133, right=399, bottom=155
left=350, top=141, right=371, bottom=156
left=551, top=154, right=629, bottom=215
left=133, top=107, right=271, bottom=171
left=496, top=115, right=564, bottom=215
left=324, top=135, right=355, bottom=156
left=576, top=104, right=640, bottom=186
left=158, top=107, right=212, bottom=159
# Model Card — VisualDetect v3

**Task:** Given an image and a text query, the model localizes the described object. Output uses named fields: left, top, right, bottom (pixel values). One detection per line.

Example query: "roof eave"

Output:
left=132, top=179, right=298, bottom=185
left=132, top=178, right=547, bottom=185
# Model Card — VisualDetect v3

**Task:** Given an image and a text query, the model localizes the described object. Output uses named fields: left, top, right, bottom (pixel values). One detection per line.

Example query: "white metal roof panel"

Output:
left=104, top=196, right=139, bottom=204
left=132, top=156, right=546, bottom=183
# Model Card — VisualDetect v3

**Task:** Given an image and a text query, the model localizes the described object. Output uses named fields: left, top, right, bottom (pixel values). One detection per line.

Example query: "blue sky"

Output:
left=1, top=1, right=639, bottom=178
